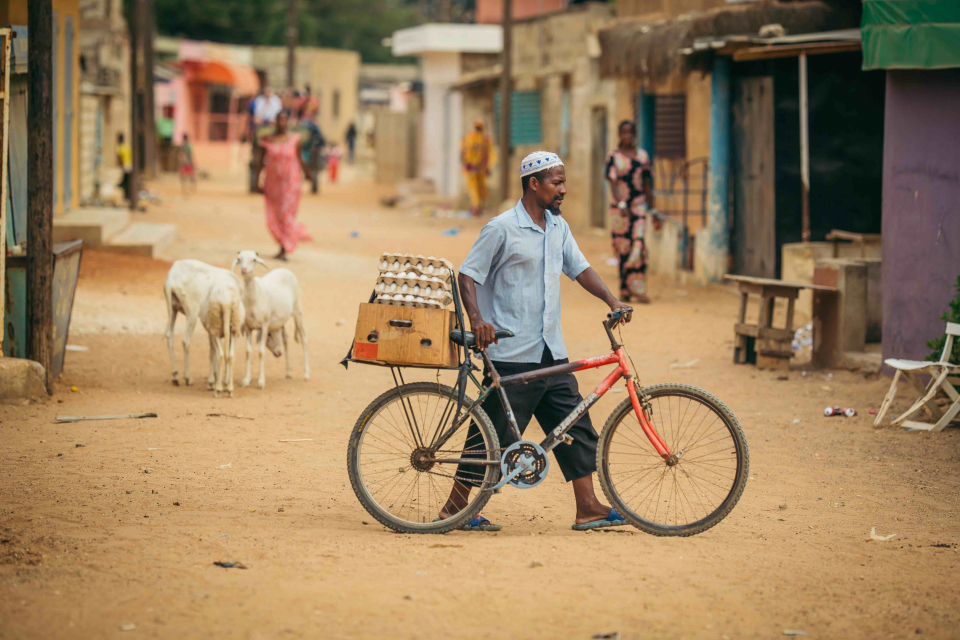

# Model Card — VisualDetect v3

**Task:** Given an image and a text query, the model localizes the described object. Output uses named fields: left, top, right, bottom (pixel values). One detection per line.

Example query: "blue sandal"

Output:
left=461, top=515, right=501, bottom=532
left=571, top=509, right=628, bottom=531
left=433, top=514, right=502, bottom=531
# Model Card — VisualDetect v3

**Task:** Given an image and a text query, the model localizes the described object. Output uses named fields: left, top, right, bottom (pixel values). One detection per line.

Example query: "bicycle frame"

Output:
left=429, top=317, right=674, bottom=470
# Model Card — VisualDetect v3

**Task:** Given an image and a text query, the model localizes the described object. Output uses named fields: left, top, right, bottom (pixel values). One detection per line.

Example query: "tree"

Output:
left=149, top=0, right=426, bottom=63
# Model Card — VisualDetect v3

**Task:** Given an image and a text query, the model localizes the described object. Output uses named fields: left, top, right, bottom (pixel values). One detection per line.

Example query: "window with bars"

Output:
left=654, top=93, right=686, bottom=159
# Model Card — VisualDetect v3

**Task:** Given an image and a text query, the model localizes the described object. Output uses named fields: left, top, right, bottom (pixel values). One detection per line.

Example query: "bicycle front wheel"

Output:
left=347, top=382, right=501, bottom=534
left=597, top=383, right=749, bottom=536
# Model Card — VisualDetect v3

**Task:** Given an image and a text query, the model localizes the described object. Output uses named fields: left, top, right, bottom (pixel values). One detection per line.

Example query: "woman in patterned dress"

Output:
left=255, top=111, right=314, bottom=261
left=605, top=120, right=656, bottom=304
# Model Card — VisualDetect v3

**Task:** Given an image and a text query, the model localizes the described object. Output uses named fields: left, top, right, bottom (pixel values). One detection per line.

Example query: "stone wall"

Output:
left=461, top=4, right=619, bottom=230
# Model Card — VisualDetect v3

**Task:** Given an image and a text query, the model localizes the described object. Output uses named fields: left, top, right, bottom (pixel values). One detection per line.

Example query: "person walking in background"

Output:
left=605, top=120, right=656, bottom=304
left=345, top=123, right=357, bottom=164
left=461, top=119, right=492, bottom=217
left=299, top=84, right=320, bottom=121
left=116, top=132, right=133, bottom=203
left=326, top=143, right=342, bottom=183
left=178, top=133, right=196, bottom=194
left=252, top=87, right=283, bottom=127
left=255, top=111, right=313, bottom=261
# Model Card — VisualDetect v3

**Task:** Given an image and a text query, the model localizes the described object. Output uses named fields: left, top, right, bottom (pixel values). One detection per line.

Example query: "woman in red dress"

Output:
left=255, top=111, right=314, bottom=261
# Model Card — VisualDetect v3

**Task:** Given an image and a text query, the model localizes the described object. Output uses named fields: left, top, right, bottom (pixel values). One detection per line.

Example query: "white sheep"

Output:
left=164, top=259, right=238, bottom=388
left=232, top=250, right=310, bottom=389
left=198, top=271, right=245, bottom=398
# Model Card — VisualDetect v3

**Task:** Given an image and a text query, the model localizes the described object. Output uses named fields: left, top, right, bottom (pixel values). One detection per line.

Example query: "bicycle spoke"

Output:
left=355, top=387, right=499, bottom=528
left=604, top=388, right=743, bottom=532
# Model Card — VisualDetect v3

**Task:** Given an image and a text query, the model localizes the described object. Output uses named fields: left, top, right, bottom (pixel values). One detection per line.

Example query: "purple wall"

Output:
left=882, top=69, right=960, bottom=365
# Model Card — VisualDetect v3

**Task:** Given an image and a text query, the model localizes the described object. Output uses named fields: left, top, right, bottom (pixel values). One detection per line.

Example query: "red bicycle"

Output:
left=347, top=307, right=749, bottom=536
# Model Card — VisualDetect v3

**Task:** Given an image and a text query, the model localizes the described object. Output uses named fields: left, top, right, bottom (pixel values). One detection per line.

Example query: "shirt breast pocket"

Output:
left=546, top=232, right=564, bottom=279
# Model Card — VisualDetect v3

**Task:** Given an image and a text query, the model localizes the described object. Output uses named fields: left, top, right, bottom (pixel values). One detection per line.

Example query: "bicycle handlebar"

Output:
left=601, top=307, right=632, bottom=350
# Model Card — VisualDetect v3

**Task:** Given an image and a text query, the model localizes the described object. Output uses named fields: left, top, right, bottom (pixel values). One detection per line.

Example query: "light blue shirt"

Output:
left=459, top=199, right=590, bottom=363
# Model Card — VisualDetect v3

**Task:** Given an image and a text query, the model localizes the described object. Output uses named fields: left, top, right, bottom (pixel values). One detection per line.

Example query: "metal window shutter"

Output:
left=654, top=94, right=686, bottom=159
left=494, top=91, right=542, bottom=147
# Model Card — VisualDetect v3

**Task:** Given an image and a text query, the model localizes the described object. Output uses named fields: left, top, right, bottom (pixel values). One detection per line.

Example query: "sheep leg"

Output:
left=225, top=332, right=236, bottom=398
left=206, top=333, right=217, bottom=390
left=241, top=330, right=254, bottom=387
left=166, top=305, right=179, bottom=385
left=294, top=304, right=310, bottom=381
left=282, top=327, right=292, bottom=379
left=257, top=326, right=268, bottom=389
left=212, top=336, right=225, bottom=399
left=182, top=312, right=199, bottom=386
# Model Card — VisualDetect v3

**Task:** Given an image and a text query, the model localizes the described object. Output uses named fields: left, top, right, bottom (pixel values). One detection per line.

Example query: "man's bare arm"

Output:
left=575, top=267, right=633, bottom=324
left=458, top=273, right=499, bottom=350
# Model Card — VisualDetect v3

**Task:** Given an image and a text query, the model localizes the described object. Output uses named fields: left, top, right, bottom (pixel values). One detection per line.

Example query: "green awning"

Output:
left=862, top=1, right=960, bottom=70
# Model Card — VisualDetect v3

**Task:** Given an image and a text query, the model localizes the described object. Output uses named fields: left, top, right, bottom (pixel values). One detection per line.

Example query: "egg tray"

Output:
left=374, top=294, right=448, bottom=309
left=379, top=253, right=454, bottom=281
left=377, top=273, right=451, bottom=296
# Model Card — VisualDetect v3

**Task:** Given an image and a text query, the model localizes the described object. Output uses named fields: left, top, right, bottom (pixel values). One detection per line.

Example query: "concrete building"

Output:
left=251, top=46, right=360, bottom=145
left=476, top=0, right=568, bottom=24
left=1, top=0, right=82, bottom=218
left=598, top=0, right=865, bottom=283
left=391, top=22, right=502, bottom=198
left=861, top=1, right=960, bottom=365
left=78, top=0, right=130, bottom=204
left=453, top=2, right=625, bottom=231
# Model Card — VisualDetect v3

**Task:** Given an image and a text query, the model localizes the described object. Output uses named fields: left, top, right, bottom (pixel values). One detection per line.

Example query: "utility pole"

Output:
left=286, top=0, right=298, bottom=89
left=437, top=0, right=452, bottom=22
left=499, top=0, right=512, bottom=203
left=129, top=0, right=140, bottom=210
left=27, top=0, right=54, bottom=393
left=143, top=0, right=157, bottom=179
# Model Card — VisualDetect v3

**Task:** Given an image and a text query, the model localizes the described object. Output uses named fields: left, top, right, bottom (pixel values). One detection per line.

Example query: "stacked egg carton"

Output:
left=374, top=253, right=454, bottom=309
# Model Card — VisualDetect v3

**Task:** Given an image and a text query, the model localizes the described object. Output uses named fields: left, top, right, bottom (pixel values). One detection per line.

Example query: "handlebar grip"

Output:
left=606, top=307, right=633, bottom=320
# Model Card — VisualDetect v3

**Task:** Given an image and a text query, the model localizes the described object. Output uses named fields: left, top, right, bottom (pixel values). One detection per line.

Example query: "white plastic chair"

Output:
left=874, top=322, right=960, bottom=431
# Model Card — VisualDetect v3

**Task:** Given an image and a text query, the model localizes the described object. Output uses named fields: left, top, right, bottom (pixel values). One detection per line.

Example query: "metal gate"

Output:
left=651, top=157, right=709, bottom=271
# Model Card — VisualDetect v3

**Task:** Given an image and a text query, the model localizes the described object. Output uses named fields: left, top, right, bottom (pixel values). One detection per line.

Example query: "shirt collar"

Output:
left=514, top=199, right=558, bottom=233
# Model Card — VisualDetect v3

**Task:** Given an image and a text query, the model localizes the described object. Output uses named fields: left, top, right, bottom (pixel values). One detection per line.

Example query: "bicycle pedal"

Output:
left=561, top=434, right=574, bottom=445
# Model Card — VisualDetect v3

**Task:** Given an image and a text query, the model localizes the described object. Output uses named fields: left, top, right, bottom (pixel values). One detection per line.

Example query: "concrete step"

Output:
left=53, top=207, right=130, bottom=247
left=102, top=222, right=177, bottom=258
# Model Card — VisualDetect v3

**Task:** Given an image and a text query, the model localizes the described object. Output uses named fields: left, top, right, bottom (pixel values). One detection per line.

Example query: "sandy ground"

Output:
left=2, top=168, right=959, bottom=640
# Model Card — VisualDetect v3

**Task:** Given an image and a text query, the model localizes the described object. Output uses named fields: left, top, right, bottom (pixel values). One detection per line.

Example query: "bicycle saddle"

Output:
left=449, top=329, right=514, bottom=350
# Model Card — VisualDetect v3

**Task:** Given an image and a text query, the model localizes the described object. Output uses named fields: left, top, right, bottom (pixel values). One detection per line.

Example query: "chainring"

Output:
left=499, top=441, right=549, bottom=489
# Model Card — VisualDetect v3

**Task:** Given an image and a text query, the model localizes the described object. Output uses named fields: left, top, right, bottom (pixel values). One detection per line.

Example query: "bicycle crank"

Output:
left=492, top=441, right=549, bottom=490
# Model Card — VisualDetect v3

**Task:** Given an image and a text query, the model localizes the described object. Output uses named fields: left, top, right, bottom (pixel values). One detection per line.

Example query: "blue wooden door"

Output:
left=7, top=76, right=27, bottom=249
left=63, top=16, right=74, bottom=211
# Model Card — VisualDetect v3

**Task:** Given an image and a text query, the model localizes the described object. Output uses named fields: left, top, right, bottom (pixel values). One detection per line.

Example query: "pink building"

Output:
left=476, top=0, right=568, bottom=23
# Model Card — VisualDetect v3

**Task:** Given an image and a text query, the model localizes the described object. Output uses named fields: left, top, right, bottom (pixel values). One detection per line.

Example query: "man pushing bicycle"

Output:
left=440, top=151, right=634, bottom=532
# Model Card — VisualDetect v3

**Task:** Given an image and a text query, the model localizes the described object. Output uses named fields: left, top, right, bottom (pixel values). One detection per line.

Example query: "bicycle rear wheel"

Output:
left=597, top=383, right=749, bottom=536
left=347, top=382, right=501, bottom=534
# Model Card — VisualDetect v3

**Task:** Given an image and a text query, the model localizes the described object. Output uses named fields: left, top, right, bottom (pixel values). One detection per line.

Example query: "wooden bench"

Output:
left=725, top=275, right=837, bottom=370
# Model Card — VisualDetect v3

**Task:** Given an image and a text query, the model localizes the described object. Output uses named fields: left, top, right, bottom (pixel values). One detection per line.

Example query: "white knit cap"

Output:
left=520, top=151, right=563, bottom=177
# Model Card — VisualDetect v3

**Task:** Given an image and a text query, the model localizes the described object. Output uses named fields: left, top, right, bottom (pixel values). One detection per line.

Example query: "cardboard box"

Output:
left=352, top=303, right=458, bottom=369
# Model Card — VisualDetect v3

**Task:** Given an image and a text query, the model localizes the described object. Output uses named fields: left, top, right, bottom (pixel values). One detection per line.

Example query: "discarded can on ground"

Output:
left=824, top=406, right=843, bottom=417
left=844, top=408, right=857, bottom=418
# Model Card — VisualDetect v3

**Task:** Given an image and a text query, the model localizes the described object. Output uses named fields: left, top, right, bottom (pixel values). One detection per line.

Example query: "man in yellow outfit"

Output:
left=461, top=119, right=493, bottom=217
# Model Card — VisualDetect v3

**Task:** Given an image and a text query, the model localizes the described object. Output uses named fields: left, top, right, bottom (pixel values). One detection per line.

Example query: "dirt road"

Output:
left=2, top=172, right=958, bottom=639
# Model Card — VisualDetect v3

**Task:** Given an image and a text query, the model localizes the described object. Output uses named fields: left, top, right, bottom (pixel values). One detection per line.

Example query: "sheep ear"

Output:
left=230, top=257, right=239, bottom=272
left=255, top=257, right=268, bottom=269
